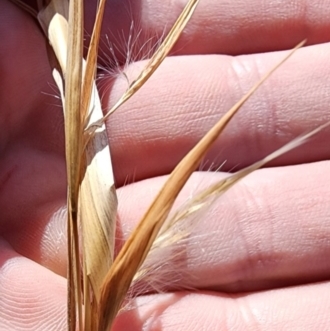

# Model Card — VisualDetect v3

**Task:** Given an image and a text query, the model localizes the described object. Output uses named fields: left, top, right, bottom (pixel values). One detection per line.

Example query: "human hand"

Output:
left=1, top=0, right=330, bottom=330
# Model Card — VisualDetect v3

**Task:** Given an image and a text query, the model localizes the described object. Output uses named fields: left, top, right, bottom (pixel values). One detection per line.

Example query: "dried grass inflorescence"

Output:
left=9, top=0, right=330, bottom=330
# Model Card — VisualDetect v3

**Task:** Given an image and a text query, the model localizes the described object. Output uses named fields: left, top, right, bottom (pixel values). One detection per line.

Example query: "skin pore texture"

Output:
left=1, top=0, right=330, bottom=330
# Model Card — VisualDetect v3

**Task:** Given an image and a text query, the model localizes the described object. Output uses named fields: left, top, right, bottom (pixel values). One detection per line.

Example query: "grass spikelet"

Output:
left=166, top=119, right=330, bottom=228
left=88, top=0, right=200, bottom=130
left=37, top=0, right=117, bottom=330
left=36, top=0, right=203, bottom=330
left=8, top=1, right=329, bottom=331
left=97, top=39, right=304, bottom=331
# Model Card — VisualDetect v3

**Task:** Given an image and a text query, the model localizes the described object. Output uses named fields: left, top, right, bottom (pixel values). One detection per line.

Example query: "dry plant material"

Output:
left=97, top=39, right=307, bottom=331
left=9, top=0, right=330, bottom=330
left=38, top=0, right=117, bottom=330
left=89, top=0, right=200, bottom=130
left=36, top=0, right=202, bottom=330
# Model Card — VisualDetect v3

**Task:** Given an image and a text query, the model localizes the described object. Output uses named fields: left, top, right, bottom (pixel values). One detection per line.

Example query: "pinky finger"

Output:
left=0, top=239, right=67, bottom=331
left=113, top=282, right=330, bottom=331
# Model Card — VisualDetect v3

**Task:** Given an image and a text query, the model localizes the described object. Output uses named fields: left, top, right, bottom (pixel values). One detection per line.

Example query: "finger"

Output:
left=101, top=42, right=330, bottom=185
left=83, top=0, right=330, bottom=62
left=0, top=1, right=63, bottom=155
left=117, top=161, right=330, bottom=292
left=113, top=282, right=330, bottom=331
left=0, top=0, right=66, bottom=247
left=0, top=239, right=67, bottom=331
left=18, top=161, right=330, bottom=292
left=3, top=200, right=67, bottom=278
left=0, top=1, right=66, bottom=278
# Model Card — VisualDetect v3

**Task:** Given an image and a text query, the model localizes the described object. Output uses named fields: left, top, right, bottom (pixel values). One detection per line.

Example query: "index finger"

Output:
left=82, top=0, right=330, bottom=63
